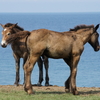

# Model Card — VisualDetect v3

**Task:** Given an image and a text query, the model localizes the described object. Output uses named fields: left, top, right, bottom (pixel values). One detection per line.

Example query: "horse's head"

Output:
left=0, top=23, right=18, bottom=48
left=88, top=24, right=100, bottom=51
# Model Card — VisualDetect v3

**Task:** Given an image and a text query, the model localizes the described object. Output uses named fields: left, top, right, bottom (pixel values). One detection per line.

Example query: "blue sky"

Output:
left=0, top=0, right=100, bottom=13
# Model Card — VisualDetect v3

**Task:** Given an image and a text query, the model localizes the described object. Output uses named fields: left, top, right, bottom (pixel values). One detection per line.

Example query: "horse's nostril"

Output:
left=1, top=44, right=7, bottom=48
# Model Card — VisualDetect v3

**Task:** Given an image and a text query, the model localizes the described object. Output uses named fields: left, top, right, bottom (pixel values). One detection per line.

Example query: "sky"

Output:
left=0, top=0, right=100, bottom=13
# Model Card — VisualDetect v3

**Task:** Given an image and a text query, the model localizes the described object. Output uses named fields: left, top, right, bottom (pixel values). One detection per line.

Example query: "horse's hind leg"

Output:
left=37, top=57, right=43, bottom=86
left=43, top=56, right=49, bottom=86
left=63, top=58, right=71, bottom=90
left=23, top=56, right=28, bottom=85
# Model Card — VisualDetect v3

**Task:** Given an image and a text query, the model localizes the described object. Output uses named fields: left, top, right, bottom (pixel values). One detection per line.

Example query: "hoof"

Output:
left=27, top=90, right=35, bottom=95
left=73, top=90, right=79, bottom=95
left=45, top=84, right=53, bottom=86
left=14, top=83, right=19, bottom=86
left=24, top=85, right=34, bottom=94
left=37, top=83, right=42, bottom=87
left=65, top=88, right=79, bottom=95
left=45, top=83, right=49, bottom=86
left=36, top=82, right=42, bottom=86
left=65, top=88, right=69, bottom=93
left=24, top=88, right=35, bottom=94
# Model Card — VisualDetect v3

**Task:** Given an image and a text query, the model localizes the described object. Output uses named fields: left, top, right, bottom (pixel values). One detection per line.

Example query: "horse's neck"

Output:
left=13, top=31, right=30, bottom=39
left=11, top=35, right=28, bottom=52
left=11, top=40, right=27, bottom=51
left=76, top=29, right=93, bottom=45
left=83, top=34, right=92, bottom=45
left=11, top=31, right=30, bottom=47
left=12, top=37, right=26, bottom=44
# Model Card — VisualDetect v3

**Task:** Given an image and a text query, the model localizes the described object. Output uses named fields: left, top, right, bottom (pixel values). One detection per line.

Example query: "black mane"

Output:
left=4, top=23, right=24, bottom=31
left=70, top=25, right=94, bottom=31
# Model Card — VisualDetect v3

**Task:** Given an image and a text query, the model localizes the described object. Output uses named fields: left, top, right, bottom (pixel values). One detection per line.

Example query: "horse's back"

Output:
left=28, top=29, right=74, bottom=58
left=29, top=29, right=74, bottom=47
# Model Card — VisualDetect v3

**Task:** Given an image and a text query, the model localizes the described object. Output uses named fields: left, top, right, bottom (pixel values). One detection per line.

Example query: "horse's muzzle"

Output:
left=95, top=46, right=100, bottom=51
left=1, top=44, right=7, bottom=48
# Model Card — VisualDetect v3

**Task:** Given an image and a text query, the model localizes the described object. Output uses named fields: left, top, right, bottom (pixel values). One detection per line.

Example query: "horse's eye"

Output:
left=7, top=33, right=11, bottom=35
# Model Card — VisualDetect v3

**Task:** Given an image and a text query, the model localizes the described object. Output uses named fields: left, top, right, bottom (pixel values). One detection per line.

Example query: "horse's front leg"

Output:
left=24, top=55, right=39, bottom=94
left=13, top=53, right=20, bottom=86
left=64, top=55, right=80, bottom=95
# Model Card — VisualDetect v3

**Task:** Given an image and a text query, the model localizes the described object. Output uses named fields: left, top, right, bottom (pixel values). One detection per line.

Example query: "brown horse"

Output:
left=1, top=24, right=100, bottom=95
left=0, top=23, right=50, bottom=86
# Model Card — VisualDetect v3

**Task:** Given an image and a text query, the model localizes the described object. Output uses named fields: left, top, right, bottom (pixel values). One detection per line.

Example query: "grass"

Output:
left=0, top=89, right=100, bottom=100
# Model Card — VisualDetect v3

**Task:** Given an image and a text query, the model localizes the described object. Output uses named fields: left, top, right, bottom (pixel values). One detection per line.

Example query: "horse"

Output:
left=0, top=23, right=50, bottom=86
left=1, top=24, right=100, bottom=95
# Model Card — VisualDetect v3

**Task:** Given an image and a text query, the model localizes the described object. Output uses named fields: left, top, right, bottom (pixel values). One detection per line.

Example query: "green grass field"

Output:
left=0, top=89, right=100, bottom=100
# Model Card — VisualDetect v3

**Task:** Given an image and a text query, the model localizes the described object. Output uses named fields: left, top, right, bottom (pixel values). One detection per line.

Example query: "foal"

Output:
left=0, top=23, right=49, bottom=86
left=1, top=24, right=100, bottom=95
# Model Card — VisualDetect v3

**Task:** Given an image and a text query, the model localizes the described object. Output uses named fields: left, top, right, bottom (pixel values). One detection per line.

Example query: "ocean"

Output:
left=0, top=12, right=100, bottom=87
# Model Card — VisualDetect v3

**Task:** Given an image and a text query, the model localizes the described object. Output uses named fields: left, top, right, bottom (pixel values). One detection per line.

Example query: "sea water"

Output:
left=0, top=13, right=100, bottom=87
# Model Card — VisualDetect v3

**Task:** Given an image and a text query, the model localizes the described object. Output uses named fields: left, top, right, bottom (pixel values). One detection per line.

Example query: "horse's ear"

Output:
left=10, top=23, right=18, bottom=29
left=94, top=24, right=100, bottom=32
left=15, top=23, right=18, bottom=26
left=0, top=24, right=5, bottom=28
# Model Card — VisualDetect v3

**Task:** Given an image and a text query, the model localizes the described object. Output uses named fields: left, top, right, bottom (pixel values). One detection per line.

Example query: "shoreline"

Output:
left=0, top=85, right=100, bottom=95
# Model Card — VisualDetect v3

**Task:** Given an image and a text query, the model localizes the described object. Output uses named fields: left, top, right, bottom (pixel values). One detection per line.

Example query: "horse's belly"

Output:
left=44, top=48, right=71, bottom=59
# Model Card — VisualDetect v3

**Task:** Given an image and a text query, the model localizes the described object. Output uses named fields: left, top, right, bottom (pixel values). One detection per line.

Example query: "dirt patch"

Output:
left=0, top=85, right=100, bottom=96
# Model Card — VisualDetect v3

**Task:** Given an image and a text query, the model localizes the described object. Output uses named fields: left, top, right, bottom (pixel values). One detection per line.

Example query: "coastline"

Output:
left=0, top=85, right=100, bottom=96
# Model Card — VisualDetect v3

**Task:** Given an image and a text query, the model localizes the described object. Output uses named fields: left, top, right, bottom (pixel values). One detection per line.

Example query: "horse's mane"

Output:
left=13, top=31, right=30, bottom=39
left=7, top=31, right=31, bottom=44
left=4, top=23, right=24, bottom=31
left=70, top=25, right=94, bottom=31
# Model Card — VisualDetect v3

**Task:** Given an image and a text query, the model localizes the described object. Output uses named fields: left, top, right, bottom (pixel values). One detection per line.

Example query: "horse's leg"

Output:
left=24, top=55, right=39, bottom=94
left=43, top=56, right=49, bottom=86
left=64, top=55, right=80, bottom=95
left=13, top=53, right=20, bottom=86
left=63, top=58, right=71, bottom=90
left=37, top=57, right=43, bottom=86
left=23, top=56, right=27, bottom=85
